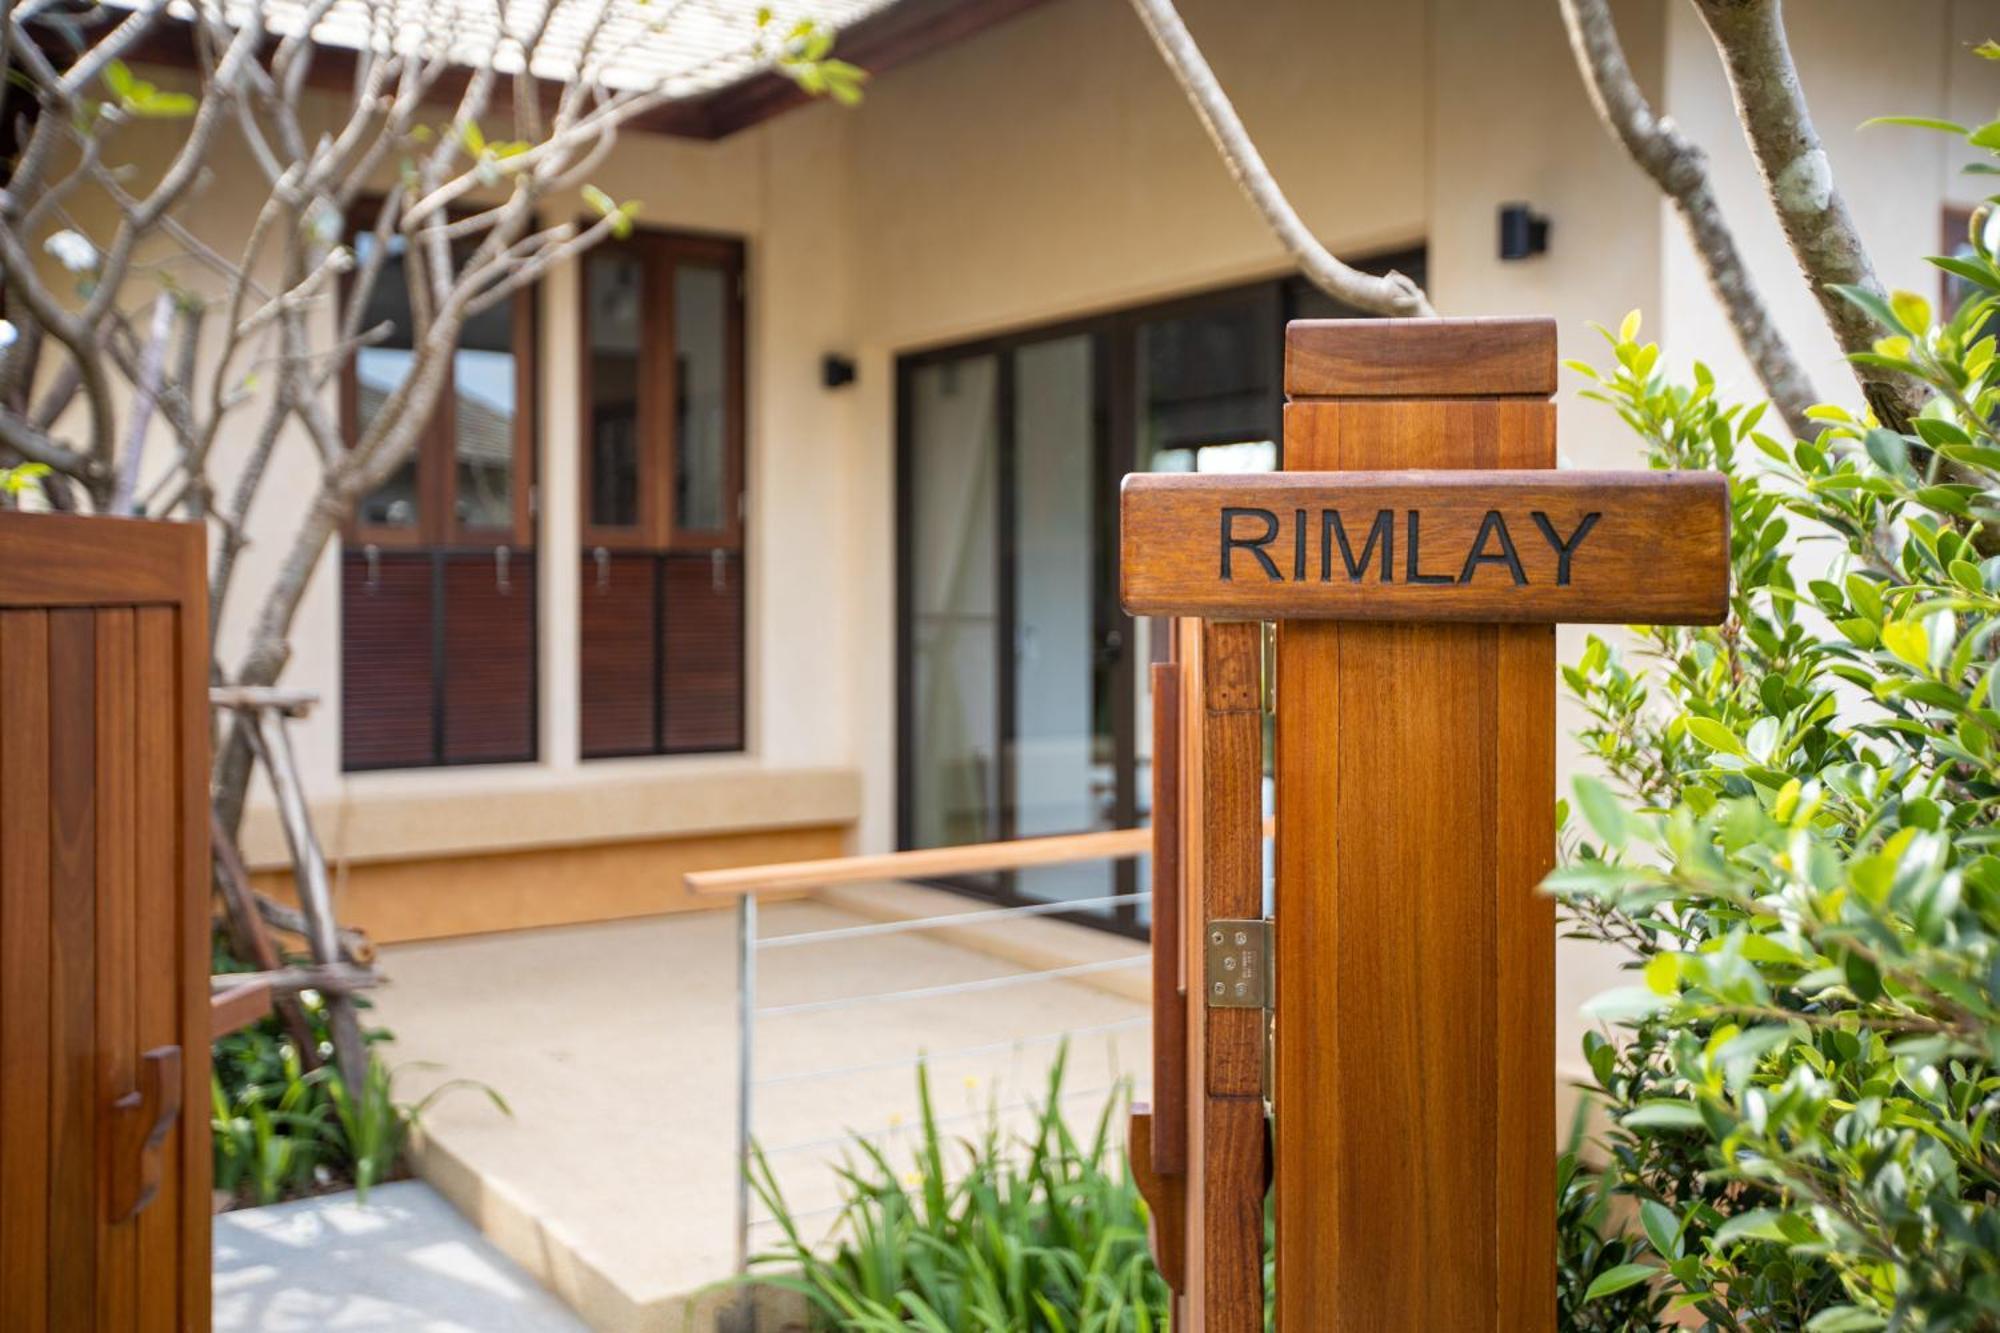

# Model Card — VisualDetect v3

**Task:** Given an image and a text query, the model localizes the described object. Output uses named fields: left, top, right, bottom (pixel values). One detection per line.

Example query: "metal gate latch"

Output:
left=1205, top=918, right=1272, bottom=1009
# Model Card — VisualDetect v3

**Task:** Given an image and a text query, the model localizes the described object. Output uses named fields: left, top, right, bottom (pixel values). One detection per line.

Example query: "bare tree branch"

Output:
left=1691, top=0, right=1925, bottom=431
left=1559, top=0, right=1819, bottom=439
left=1124, top=0, right=1432, bottom=318
left=111, top=292, right=175, bottom=515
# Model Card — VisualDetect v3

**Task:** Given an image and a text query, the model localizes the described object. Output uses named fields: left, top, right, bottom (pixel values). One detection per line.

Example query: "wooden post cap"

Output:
left=1286, top=317, right=1558, bottom=399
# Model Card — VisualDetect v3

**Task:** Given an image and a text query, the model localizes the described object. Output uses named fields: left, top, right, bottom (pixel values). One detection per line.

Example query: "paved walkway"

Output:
left=368, top=890, right=1151, bottom=1330
left=213, top=1180, right=587, bottom=1332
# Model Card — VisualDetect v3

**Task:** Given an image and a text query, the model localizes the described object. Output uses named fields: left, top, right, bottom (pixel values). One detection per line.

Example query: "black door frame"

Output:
left=893, top=257, right=1424, bottom=934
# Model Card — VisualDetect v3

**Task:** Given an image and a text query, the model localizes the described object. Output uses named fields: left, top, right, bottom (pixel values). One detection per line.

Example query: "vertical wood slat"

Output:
left=46, top=609, right=97, bottom=1329
left=0, top=611, right=51, bottom=1333
left=1174, top=618, right=1203, bottom=1333
left=133, top=608, right=181, bottom=1331
left=178, top=598, right=214, bottom=1326
left=1275, top=395, right=1555, bottom=1331
left=1496, top=618, right=1557, bottom=1330
left=1196, top=620, right=1265, bottom=1333
left=95, top=610, right=138, bottom=1330
left=1148, top=660, right=1185, bottom=1181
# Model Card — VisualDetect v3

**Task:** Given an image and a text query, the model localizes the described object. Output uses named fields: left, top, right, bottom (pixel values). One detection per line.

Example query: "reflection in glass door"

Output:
left=1010, top=335, right=1114, bottom=907
left=906, top=356, right=1003, bottom=877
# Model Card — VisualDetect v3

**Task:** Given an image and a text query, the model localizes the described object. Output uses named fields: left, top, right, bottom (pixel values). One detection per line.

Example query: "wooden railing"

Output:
left=683, top=818, right=1272, bottom=898
left=683, top=826, right=1151, bottom=896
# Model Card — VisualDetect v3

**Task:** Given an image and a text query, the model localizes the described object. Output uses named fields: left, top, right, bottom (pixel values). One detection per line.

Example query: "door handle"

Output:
left=109, top=1045, right=182, bottom=1224
left=495, top=544, right=513, bottom=595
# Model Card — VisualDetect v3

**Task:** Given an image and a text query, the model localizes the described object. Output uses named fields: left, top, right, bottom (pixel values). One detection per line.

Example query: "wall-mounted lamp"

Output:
left=1498, top=204, right=1550, bottom=261
left=822, top=354, right=857, bottom=389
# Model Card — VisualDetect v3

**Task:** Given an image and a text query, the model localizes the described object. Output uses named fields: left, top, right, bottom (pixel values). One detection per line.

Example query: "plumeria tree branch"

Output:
left=1559, top=0, right=1819, bottom=439
left=1689, top=0, right=1928, bottom=432
left=1123, top=0, right=1433, bottom=318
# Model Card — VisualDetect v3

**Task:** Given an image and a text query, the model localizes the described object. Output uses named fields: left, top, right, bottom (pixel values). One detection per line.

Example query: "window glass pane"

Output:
left=909, top=354, right=1000, bottom=850
left=674, top=264, right=731, bottom=532
left=452, top=292, right=517, bottom=530
left=587, top=250, right=644, bottom=529
left=1136, top=298, right=1274, bottom=466
left=353, top=232, right=420, bottom=529
left=1010, top=334, right=1114, bottom=910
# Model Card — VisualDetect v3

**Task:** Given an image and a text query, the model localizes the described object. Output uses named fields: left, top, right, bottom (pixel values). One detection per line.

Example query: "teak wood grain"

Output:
left=0, top=514, right=211, bottom=1331
left=1190, top=620, right=1265, bottom=1333
left=1149, top=661, right=1187, bottom=1181
left=1274, top=345, right=1557, bottom=1330
left=1119, top=467, right=1729, bottom=624
left=1285, top=316, right=1557, bottom=399
left=1127, top=1110, right=1185, bottom=1291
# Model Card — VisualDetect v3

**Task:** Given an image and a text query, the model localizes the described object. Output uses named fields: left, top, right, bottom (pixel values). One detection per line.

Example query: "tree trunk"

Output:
left=1692, top=0, right=1925, bottom=431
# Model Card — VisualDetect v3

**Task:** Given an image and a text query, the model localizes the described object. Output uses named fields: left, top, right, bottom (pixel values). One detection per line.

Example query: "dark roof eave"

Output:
left=105, top=0, right=1055, bottom=141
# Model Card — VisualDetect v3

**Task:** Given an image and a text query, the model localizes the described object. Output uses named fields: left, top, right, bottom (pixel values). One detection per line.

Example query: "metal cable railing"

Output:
left=685, top=829, right=1155, bottom=1328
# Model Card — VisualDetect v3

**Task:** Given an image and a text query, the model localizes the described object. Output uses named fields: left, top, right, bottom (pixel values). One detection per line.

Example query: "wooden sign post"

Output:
left=1121, top=318, right=1730, bottom=1330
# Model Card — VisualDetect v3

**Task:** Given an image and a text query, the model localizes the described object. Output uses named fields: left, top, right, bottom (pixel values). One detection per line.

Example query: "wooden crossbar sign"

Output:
left=1121, top=317, right=1730, bottom=1331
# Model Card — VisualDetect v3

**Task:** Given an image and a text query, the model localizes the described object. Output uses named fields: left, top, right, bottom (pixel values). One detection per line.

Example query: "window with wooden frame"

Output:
left=578, top=228, right=746, bottom=759
left=339, top=218, right=541, bottom=772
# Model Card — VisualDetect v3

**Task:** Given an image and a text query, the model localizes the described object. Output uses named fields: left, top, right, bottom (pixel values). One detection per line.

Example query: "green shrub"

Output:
left=211, top=987, right=505, bottom=1207
left=747, top=1050, right=1175, bottom=1331
left=1553, top=257, right=2000, bottom=1327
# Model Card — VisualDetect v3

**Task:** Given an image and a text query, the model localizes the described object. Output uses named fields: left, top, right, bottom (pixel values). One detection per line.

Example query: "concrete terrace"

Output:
left=369, top=886, right=1153, bottom=1331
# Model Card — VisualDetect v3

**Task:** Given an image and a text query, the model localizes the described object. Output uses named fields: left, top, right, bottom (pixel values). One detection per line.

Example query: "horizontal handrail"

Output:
left=687, top=816, right=1276, bottom=898
left=687, top=826, right=1150, bottom=896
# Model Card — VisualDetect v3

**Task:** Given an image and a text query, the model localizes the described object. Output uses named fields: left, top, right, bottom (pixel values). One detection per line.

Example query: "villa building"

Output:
left=102, top=0, right=1998, bottom=1084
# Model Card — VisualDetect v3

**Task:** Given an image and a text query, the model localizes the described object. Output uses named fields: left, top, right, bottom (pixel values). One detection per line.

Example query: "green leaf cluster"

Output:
left=1554, top=259, right=2000, bottom=1325
left=100, top=59, right=195, bottom=119
left=210, top=973, right=506, bottom=1207
left=745, top=1049, right=1189, bottom=1331
left=754, top=8, right=869, bottom=106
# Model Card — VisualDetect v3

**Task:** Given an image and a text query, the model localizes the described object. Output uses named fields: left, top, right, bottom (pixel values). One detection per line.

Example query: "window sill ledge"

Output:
left=238, top=762, right=860, bottom=871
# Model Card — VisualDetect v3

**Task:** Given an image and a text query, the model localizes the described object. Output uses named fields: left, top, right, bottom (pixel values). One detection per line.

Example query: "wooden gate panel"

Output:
left=1, top=609, right=53, bottom=1333
left=98, top=607, right=140, bottom=1331
left=50, top=607, right=99, bottom=1328
left=135, top=606, right=185, bottom=1333
left=0, top=514, right=211, bottom=1333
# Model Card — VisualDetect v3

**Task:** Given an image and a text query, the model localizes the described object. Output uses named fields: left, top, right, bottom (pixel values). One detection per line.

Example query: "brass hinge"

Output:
left=1204, top=918, right=1272, bottom=1010
left=1206, top=916, right=1275, bottom=1104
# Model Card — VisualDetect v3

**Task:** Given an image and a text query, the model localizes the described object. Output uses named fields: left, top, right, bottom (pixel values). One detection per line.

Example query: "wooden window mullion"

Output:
left=654, top=240, right=680, bottom=551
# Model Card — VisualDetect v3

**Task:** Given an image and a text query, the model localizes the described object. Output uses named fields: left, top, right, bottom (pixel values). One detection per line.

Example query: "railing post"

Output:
left=733, top=891, right=758, bottom=1332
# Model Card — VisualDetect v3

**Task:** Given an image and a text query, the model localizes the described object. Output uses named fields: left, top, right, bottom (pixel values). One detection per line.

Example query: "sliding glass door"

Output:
left=897, top=260, right=1424, bottom=930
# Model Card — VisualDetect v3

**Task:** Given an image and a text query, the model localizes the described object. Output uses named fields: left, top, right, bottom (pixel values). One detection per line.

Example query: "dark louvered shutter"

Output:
left=441, top=549, right=537, bottom=763
left=661, top=550, right=743, bottom=752
left=579, top=553, right=659, bottom=757
left=341, top=551, right=436, bottom=770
